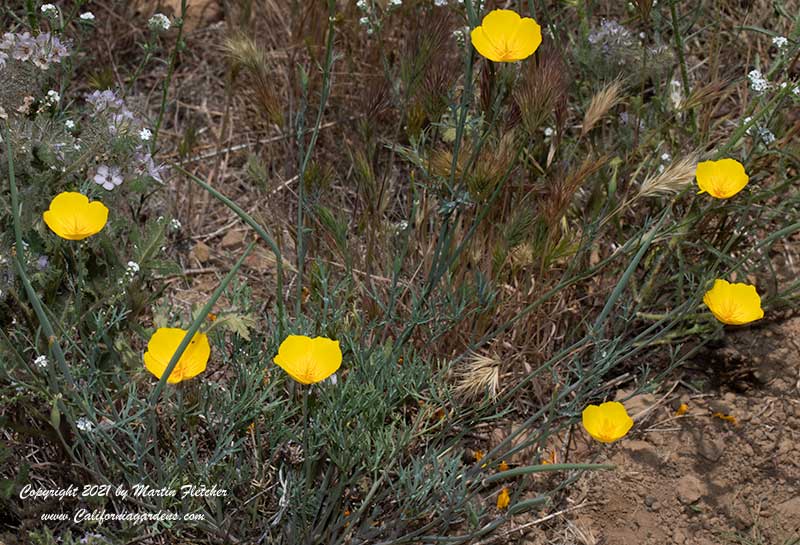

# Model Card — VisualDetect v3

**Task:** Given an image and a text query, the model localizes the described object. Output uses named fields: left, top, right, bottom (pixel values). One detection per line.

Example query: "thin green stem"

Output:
left=669, top=0, right=696, bottom=134
left=151, top=0, right=187, bottom=151
left=295, top=0, right=338, bottom=316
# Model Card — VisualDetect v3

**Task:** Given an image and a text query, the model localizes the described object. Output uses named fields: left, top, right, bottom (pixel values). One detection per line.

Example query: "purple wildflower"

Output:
left=93, top=164, right=124, bottom=191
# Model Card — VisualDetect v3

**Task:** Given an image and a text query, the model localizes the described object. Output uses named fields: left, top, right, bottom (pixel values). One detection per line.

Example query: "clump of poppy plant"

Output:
left=582, top=401, right=633, bottom=443
left=703, top=279, right=764, bottom=325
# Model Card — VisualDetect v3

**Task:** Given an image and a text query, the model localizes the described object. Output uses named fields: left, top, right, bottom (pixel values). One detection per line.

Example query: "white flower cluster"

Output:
left=747, top=69, right=769, bottom=95
left=44, top=89, right=60, bottom=106
left=40, top=4, right=58, bottom=17
left=756, top=126, right=776, bottom=145
left=126, top=261, right=140, bottom=276
left=355, top=0, right=372, bottom=34
left=34, top=355, right=48, bottom=368
left=452, top=27, right=468, bottom=46
left=742, top=116, right=776, bottom=146
left=79, top=12, right=95, bottom=22
left=772, top=36, right=788, bottom=49
left=148, top=13, right=171, bottom=32
left=76, top=417, right=94, bottom=432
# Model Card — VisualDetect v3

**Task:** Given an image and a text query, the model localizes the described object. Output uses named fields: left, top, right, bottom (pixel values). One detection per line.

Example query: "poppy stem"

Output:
left=301, top=386, right=311, bottom=494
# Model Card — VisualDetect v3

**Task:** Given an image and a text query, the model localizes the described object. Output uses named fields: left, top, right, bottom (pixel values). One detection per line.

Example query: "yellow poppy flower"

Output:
left=496, top=487, right=510, bottom=510
left=43, top=192, right=109, bottom=240
left=696, top=158, right=749, bottom=199
left=273, top=335, right=342, bottom=385
left=143, top=327, right=210, bottom=384
left=702, top=279, right=764, bottom=325
left=582, top=401, right=633, bottom=443
left=470, top=9, right=542, bottom=63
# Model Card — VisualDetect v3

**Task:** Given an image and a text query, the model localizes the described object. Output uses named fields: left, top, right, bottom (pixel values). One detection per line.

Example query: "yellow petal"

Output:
left=582, top=401, right=633, bottom=443
left=50, top=191, right=90, bottom=211
left=507, top=17, right=542, bottom=60
left=273, top=334, right=342, bottom=385
left=703, top=279, right=764, bottom=325
left=43, top=209, right=78, bottom=240
left=480, top=9, right=522, bottom=37
left=696, top=159, right=748, bottom=199
left=83, top=201, right=110, bottom=236
left=470, top=27, right=503, bottom=62
left=143, top=327, right=210, bottom=384
left=308, top=337, right=343, bottom=382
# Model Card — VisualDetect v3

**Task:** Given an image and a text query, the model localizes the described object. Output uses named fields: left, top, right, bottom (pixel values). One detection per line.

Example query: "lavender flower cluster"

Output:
left=0, top=32, right=68, bottom=71
left=84, top=90, right=165, bottom=189
left=587, top=19, right=635, bottom=57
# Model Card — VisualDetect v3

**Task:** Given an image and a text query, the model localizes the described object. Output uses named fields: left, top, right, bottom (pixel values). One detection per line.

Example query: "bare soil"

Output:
left=526, top=317, right=800, bottom=545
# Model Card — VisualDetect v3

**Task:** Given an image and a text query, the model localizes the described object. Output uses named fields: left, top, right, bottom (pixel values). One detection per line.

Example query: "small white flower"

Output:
left=65, top=119, right=75, bottom=130
left=660, top=152, right=671, bottom=162
left=359, top=16, right=370, bottom=26
left=356, top=0, right=368, bottom=10
left=148, top=13, right=171, bottom=32
left=169, top=218, right=182, bottom=231
left=138, top=128, right=152, bottom=141
left=126, top=261, right=140, bottom=275
left=434, top=0, right=448, bottom=5
left=772, top=36, right=788, bottom=49
left=544, top=127, right=554, bottom=137
left=79, top=12, right=95, bottom=21
left=34, top=355, right=48, bottom=368
left=388, top=0, right=402, bottom=6
left=40, top=4, right=58, bottom=16
left=76, top=417, right=94, bottom=432
left=46, top=89, right=60, bottom=104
